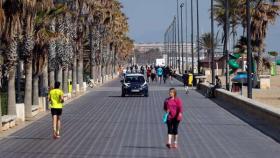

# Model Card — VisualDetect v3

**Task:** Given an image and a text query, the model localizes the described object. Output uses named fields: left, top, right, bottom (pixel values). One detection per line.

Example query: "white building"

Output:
left=134, top=42, right=206, bottom=67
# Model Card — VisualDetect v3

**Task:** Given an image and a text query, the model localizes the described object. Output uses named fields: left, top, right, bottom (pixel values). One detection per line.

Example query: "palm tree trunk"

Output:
left=42, top=64, right=48, bottom=96
left=8, top=67, right=16, bottom=115
left=92, top=65, right=97, bottom=82
left=63, top=66, right=68, bottom=94
left=232, top=27, right=237, bottom=50
left=49, top=70, right=55, bottom=89
left=56, top=66, right=62, bottom=84
left=0, top=89, right=2, bottom=131
left=78, top=51, right=84, bottom=92
left=32, top=75, right=39, bottom=106
left=257, top=51, right=263, bottom=75
left=98, top=64, right=101, bottom=83
left=73, top=54, right=77, bottom=94
left=24, top=63, right=32, bottom=118
left=91, top=65, right=95, bottom=81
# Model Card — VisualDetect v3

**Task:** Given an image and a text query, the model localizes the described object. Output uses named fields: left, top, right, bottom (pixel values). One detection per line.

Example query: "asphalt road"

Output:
left=0, top=78, right=279, bottom=158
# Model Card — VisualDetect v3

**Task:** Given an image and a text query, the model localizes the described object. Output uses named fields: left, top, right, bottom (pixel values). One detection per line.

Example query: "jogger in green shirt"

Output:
left=49, top=82, right=64, bottom=139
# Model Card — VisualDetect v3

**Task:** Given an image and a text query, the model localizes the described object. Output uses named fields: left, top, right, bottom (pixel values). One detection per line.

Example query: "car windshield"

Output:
left=125, top=76, right=145, bottom=84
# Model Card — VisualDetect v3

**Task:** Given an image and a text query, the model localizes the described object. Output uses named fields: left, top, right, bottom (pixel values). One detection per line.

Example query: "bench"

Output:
left=1, top=115, right=17, bottom=131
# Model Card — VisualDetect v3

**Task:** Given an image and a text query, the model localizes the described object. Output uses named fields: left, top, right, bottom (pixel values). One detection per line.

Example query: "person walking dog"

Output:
left=163, top=88, right=183, bottom=149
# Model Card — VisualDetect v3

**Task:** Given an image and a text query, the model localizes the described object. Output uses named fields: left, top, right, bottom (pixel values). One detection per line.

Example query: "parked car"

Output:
left=121, top=73, right=148, bottom=97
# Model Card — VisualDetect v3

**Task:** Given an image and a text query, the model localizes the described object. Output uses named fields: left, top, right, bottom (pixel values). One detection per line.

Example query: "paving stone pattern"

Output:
left=0, top=79, right=279, bottom=158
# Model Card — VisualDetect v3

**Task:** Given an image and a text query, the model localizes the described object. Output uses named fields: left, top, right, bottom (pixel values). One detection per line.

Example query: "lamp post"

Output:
left=180, top=3, right=185, bottom=73
left=176, top=0, right=181, bottom=73
left=191, top=0, right=194, bottom=74
left=225, top=0, right=230, bottom=90
left=185, top=0, right=188, bottom=71
left=173, top=17, right=176, bottom=68
left=211, top=0, right=215, bottom=83
left=246, top=0, right=253, bottom=98
left=196, top=0, right=200, bottom=74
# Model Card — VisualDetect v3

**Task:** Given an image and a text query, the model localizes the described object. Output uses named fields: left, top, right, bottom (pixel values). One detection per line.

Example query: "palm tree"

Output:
left=199, top=32, right=219, bottom=70
left=213, top=0, right=241, bottom=45
left=19, top=0, right=36, bottom=117
left=2, top=0, right=22, bottom=115
left=0, top=0, right=5, bottom=129
left=250, top=2, right=280, bottom=74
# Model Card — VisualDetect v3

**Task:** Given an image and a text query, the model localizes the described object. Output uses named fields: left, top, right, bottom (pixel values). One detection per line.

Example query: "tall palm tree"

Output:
left=250, top=2, right=280, bottom=74
left=0, top=0, right=5, bottom=128
left=2, top=0, right=22, bottom=115
left=199, top=32, right=219, bottom=70
left=213, top=0, right=241, bottom=44
left=20, top=0, right=36, bottom=117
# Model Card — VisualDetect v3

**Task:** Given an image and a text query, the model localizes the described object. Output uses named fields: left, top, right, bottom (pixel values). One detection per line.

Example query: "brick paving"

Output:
left=0, top=79, right=279, bottom=158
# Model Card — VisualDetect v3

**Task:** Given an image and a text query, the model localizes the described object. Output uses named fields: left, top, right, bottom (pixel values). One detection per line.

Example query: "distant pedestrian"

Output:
left=157, top=67, right=163, bottom=84
left=163, top=66, right=170, bottom=84
left=182, top=70, right=189, bottom=94
left=151, top=68, right=156, bottom=82
left=49, top=82, right=64, bottom=139
left=163, top=88, right=183, bottom=149
left=147, top=67, right=151, bottom=82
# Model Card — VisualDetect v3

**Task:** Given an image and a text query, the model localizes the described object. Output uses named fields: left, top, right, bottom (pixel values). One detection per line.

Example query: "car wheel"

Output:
left=144, top=93, right=149, bottom=97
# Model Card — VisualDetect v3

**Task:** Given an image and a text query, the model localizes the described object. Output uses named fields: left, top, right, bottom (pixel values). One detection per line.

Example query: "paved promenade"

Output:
left=0, top=79, right=279, bottom=158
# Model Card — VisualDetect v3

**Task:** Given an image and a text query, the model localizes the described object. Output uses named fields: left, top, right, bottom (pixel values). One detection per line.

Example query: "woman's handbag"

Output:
left=162, top=112, right=169, bottom=123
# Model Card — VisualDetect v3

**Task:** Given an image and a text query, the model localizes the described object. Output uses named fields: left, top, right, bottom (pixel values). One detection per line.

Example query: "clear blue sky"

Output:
left=120, top=0, right=280, bottom=52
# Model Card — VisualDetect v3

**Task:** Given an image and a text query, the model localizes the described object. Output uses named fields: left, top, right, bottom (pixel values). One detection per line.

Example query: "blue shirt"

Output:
left=157, top=67, right=163, bottom=76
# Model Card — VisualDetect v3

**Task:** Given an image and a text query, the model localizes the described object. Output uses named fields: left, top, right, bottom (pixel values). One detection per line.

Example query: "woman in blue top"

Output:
left=157, top=67, right=163, bottom=84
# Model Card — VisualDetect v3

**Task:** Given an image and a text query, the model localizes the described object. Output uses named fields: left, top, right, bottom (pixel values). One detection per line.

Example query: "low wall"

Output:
left=198, top=83, right=280, bottom=127
left=174, top=74, right=183, bottom=82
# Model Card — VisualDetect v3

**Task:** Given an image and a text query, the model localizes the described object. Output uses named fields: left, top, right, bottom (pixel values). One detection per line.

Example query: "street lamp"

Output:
left=196, top=0, right=200, bottom=74
left=225, top=0, right=230, bottom=91
left=185, top=0, right=188, bottom=71
left=173, top=18, right=176, bottom=68
left=191, top=0, right=194, bottom=74
left=211, top=0, right=215, bottom=83
left=246, top=0, right=253, bottom=98
left=176, top=0, right=181, bottom=73
left=180, top=3, right=185, bottom=73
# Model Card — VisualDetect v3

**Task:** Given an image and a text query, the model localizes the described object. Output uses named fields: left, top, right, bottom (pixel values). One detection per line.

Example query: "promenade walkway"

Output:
left=0, top=79, right=279, bottom=158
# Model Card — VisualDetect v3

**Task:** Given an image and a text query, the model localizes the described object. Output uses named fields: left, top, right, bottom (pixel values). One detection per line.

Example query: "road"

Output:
left=0, top=78, right=279, bottom=158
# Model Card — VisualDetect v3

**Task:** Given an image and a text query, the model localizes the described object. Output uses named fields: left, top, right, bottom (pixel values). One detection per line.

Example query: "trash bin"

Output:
left=188, top=73, right=193, bottom=86
left=231, top=82, right=242, bottom=92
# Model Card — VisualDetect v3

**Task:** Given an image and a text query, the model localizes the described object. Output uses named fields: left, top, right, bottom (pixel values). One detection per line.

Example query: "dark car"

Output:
left=121, top=74, right=148, bottom=97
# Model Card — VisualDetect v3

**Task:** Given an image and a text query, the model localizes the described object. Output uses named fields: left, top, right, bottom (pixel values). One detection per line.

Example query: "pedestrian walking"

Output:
left=157, top=66, right=163, bottom=84
left=163, top=88, right=183, bottom=149
left=151, top=68, right=156, bottom=82
left=163, top=66, right=170, bottom=84
left=146, top=67, right=151, bottom=82
left=182, top=70, right=189, bottom=94
left=49, top=82, right=65, bottom=139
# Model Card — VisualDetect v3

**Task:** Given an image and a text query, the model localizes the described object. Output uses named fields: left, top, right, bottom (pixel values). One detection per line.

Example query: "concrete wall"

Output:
left=198, top=83, right=280, bottom=127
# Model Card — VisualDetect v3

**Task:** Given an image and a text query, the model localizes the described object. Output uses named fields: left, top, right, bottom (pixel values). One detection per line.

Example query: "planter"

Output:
left=16, top=103, right=25, bottom=122
left=259, top=75, right=271, bottom=89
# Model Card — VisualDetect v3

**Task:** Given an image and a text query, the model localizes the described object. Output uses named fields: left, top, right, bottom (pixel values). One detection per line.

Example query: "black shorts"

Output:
left=51, top=108, right=62, bottom=116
